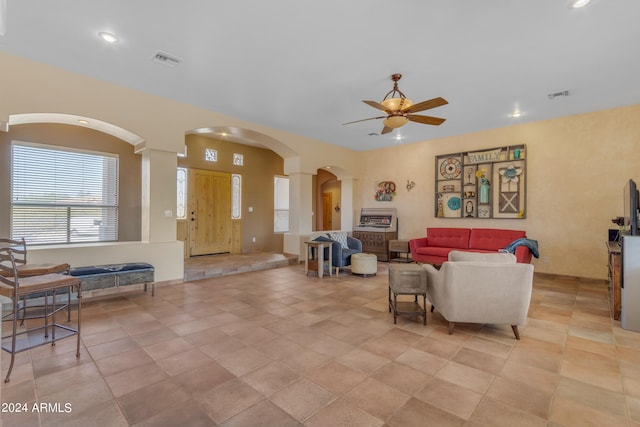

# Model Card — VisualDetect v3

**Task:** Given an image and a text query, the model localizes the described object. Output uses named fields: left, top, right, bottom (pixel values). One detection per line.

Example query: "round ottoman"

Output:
left=351, top=253, right=378, bottom=276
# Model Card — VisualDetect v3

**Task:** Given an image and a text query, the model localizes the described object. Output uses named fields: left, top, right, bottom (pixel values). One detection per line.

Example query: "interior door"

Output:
left=188, top=169, right=232, bottom=256
left=322, top=192, right=333, bottom=230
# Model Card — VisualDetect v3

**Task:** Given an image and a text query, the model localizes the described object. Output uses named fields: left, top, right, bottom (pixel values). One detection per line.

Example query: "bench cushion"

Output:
left=70, top=263, right=154, bottom=276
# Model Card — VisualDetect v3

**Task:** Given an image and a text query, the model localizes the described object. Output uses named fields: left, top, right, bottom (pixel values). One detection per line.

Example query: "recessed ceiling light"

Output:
left=570, top=0, right=590, bottom=8
left=98, top=31, right=119, bottom=43
left=510, top=111, right=523, bottom=118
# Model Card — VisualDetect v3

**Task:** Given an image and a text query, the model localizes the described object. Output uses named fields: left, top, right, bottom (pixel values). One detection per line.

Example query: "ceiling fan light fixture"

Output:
left=381, top=97, right=413, bottom=111
left=343, top=73, right=447, bottom=132
left=383, top=116, right=408, bottom=129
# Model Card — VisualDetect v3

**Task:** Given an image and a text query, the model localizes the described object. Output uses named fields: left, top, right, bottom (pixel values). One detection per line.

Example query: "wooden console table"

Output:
left=353, top=230, right=397, bottom=262
left=607, top=241, right=621, bottom=320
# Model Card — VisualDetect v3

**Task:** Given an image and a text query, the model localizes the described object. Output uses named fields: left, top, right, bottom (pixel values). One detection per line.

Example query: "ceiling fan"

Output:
left=343, top=73, right=448, bottom=135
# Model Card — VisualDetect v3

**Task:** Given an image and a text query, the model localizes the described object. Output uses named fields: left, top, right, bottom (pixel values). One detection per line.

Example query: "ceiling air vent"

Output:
left=152, top=51, right=182, bottom=67
left=547, top=90, right=570, bottom=100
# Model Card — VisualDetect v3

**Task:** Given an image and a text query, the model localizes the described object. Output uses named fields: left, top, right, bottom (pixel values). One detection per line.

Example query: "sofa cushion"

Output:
left=448, top=250, right=517, bottom=263
left=426, top=228, right=471, bottom=249
left=468, top=228, right=526, bottom=251
left=415, top=246, right=458, bottom=258
left=327, top=232, right=349, bottom=249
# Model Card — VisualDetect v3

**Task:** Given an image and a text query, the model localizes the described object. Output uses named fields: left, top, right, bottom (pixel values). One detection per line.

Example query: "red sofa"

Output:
left=409, top=228, right=533, bottom=264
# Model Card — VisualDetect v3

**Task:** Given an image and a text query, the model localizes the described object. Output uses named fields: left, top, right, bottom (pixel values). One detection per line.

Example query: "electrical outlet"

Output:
left=252, top=237, right=256, bottom=243
left=542, top=256, right=550, bottom=263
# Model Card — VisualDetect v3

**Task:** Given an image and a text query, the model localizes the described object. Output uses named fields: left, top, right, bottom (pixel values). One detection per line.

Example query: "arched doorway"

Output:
left=315, top=169, right=341, bottom=231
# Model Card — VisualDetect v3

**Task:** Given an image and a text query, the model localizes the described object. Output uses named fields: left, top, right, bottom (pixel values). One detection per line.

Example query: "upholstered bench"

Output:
left=351, top=253, right=377, bottom=276
left=70, top=263, right=155, bottom=296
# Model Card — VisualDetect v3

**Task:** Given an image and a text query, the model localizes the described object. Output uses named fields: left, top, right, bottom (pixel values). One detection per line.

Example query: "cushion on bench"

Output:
left=70, top=263, right=154, bottom=276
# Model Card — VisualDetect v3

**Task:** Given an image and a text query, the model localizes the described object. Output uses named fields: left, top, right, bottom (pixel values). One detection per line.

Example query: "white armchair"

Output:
left=422, top=251, right=534, bottom=339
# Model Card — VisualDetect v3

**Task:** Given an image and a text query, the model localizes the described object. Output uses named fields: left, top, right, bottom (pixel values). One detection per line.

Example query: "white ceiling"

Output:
left=1, top=0, right=639, bottom=151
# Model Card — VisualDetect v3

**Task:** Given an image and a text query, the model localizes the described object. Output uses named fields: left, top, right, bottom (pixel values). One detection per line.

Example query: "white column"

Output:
left=340, top=177, right=355, bottom=231
left=283, top=172, right=314, bottom=256
left=288, top=172, right=313, bottom=234
left=140, top=148, right=178, bottom=242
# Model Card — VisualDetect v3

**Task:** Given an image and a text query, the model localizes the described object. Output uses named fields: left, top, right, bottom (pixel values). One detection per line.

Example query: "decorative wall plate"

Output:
left=447, top=196, right=461, bottom=210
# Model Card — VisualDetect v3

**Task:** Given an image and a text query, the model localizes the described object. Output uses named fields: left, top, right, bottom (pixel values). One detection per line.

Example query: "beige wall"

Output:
left=2, top=52, right=639, bottom=281
left=0, top=123, right=142, bottom=241
left=0, top=53, right=360, bottom=173
left=359, top=104, right=640, bottom=280
left=0, top=52, right=360, bottom=280
left=178, top=134, right=285, bottom=253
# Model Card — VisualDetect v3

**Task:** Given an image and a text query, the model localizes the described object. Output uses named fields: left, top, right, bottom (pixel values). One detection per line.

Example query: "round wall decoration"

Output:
left=447, top=196, right=461, bottom=210
left=439, top=158, right=462, bottom=179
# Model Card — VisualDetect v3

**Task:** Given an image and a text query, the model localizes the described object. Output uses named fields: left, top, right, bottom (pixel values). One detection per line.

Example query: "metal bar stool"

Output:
left=0, top=248, right=82, bottom=383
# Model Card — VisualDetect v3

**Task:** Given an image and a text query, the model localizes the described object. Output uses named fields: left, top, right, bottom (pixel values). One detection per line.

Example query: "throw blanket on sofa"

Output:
left=500, top=238, right=540, bottom=258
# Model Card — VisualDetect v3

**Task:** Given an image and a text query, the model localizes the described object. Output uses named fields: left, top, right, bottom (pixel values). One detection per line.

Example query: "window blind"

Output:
left=11, top=142, right=119, bottom=244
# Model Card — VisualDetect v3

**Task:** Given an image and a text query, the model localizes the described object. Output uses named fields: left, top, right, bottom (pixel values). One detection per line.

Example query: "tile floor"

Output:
left=2, top=259, right=640, bottom=426
left=183, top=253, right=298, bottom=282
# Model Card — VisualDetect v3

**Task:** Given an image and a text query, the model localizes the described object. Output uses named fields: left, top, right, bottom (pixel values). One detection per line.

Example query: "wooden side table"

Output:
left=388, top=239, right=412, bottom=263
left=304, top=241, right=332, bottom=278
left=607, top=241, right=621, bottom=320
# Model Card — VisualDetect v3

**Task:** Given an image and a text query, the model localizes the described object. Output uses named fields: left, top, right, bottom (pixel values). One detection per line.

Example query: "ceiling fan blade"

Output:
left=342, top=116, right=386, bottom=125
left=403, top=97, right=448, bottom=113
left=381, top=126, right=394, bottom=135
left=363, top=100, right=391, bottom=112
left=407, top=114, right=446, bottom=125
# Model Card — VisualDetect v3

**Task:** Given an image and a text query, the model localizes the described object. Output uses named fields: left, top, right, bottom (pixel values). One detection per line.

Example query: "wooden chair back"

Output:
left=0, top=238, right=27, bottom=266
left=0, top=247, right=19, bottom=295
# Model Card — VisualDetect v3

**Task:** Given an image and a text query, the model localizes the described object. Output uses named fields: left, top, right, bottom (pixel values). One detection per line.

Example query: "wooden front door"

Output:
left=323, top=193, right=333, bottom=230
left=188, top=169, right=232, bottom=256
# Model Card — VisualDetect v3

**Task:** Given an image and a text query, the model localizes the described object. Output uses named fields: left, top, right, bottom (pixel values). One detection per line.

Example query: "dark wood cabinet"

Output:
left=607, top=241, right=621, bottom=320
left=353, top=231, right=397, bottom=262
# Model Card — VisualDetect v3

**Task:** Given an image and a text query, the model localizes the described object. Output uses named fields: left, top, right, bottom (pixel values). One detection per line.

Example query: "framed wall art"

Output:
left=435, top=145, right=526, bottom=219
